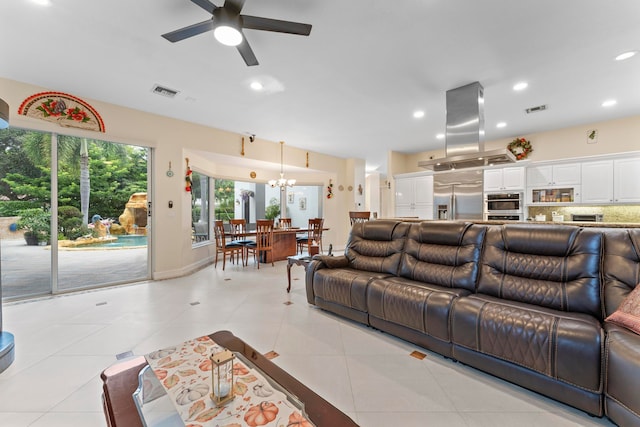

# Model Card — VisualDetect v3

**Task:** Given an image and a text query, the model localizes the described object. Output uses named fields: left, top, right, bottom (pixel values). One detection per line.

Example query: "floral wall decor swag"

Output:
left=185, top=157, right=193, bottom=192
left=508, top=137, right=533, bottom=160
left=327, top=179, right=334, bottom=199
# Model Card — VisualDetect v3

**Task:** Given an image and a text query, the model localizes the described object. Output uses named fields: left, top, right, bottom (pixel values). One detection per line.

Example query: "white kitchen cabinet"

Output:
left=484, top=167, right=525, bottom=192
left=581, top=160, right=614, bottom=204
left=395, top=175, right=434, bottom=219
left=527, top=163, right=581, bottom=187
left=614, top=158, right=640, bottom=203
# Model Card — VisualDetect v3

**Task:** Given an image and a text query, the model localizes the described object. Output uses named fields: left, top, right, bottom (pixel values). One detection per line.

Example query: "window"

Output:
left=191, top=170, right=210, bottom=244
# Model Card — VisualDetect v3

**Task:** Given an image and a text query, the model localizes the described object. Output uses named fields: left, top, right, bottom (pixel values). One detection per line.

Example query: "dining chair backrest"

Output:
left=279, top=218, right=292, bottom=229
left=229, top=218, right=247, bottom=240
left=255, top=219, right=274, bottom=251
left=308, top=218, right=324, bottom=243
left=213, top=220, right=226, bottom=248
left=213, top=220, right=244, bottom=270
left=349, top=211, right=370, bottom=226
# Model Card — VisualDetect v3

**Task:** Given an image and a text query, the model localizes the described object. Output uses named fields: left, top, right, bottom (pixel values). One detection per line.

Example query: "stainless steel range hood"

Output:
left=418, top=82, right=516, bottom=171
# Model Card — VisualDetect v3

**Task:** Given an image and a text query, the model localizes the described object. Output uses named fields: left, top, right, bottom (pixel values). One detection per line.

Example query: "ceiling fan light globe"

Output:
left=214, top=26, right=243, bottom=46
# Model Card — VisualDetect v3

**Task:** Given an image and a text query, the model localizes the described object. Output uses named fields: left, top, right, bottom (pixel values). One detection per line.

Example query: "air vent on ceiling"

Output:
left=525, top=104, right=548, bottom=114
left=151, top=84, right=179, bottom=98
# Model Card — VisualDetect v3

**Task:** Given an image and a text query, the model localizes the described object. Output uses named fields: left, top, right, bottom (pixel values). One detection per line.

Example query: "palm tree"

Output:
left=58, top=135, right=127, bottom=225
left=20, top=132, right=127, bottom=225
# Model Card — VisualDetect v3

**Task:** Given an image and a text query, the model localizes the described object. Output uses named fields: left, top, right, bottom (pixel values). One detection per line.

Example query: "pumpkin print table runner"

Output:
left=144, top=336, right=314, bottom=427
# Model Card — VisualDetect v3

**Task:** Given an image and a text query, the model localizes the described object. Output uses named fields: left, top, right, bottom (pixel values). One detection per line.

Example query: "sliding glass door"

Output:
left=55, top=134, right=149, bottom=292
left=0, top=128, right=150, bottom=300
left=0, top=128, right=52, bottom=299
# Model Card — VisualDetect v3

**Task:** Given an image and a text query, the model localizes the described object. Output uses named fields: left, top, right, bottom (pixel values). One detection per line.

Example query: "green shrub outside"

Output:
left=17, top=208, right=51, bottom=243
left=0, top=201, right=43, bottom=217
left=58, top=205, right=85, bottom=240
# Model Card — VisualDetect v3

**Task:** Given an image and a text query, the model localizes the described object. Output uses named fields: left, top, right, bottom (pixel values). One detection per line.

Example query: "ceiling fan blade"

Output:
left=162, top=20, right=215, bottom=42
left=241, top=15, right=312, bottom=36
left=236, top=36, right=259, bottom=66
left=223, top=0, right=246, bottom=14
left=190, top=0, right=218, bottom=15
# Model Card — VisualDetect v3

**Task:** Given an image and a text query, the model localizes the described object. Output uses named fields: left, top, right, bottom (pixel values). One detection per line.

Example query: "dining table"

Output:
left=225, top=226, right=328, bottom=263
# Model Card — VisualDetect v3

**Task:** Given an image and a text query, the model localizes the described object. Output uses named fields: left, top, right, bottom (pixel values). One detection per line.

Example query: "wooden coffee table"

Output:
left=101, top=330, right=358, bottom=427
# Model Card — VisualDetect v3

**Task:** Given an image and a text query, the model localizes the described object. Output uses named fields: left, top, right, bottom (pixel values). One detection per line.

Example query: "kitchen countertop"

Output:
left=384, top=218, right=640, bottom=228
left=476, top=220, right=640, bottom=228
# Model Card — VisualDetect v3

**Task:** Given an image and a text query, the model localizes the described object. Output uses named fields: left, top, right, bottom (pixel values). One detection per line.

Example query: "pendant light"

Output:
left=268, top=141, right=296, bottom=189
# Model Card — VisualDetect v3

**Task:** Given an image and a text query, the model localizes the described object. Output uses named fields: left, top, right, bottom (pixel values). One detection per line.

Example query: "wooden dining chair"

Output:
left=213, top=220, right=244, bottom=270
left=278, top=218, right=292, bottom=229
left=349, top=211, right=370, bottom=226
left=229, top=218, right=254, bottom=264
left=245, top=219, right=274, bottom=269
left=297, top=218, right=324, bottom=255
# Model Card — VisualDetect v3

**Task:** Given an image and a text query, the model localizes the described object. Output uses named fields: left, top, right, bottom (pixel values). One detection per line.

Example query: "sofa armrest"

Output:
left=312, top=254, right=349, bottom=268
left=305, top=256, right=349, bottom=305
left=605, top=323, right=640, bottom=423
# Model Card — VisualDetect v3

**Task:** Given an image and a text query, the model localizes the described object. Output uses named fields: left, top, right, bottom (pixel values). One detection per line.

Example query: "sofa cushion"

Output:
left=367, top=277, right=470, bottom=342
left=478, top=224, right=603, bottom=319
left=452, top=294, right=604, bottom=393
left=605, top=283, right=640, bottom=335
left=312, top=268, right=391, bottom=312
left=345, top=220, right=410, bottom=275
left=398, top=222, right=485, bottom=293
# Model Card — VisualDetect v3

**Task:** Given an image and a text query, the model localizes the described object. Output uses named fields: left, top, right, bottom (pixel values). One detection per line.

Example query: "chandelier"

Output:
left=269, top=141, right=296, bottom=188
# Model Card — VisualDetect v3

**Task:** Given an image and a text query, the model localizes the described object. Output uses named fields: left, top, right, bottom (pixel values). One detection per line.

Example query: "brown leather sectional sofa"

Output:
left=305, top=220, right=640, bottom=426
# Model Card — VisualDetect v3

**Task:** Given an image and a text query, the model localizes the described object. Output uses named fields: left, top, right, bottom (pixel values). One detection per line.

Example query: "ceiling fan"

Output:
left=162, top=0, right=312, bottom=66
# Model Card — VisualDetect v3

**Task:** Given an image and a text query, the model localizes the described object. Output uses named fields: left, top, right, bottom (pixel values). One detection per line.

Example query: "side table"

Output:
left=287, top=255, right=312, bottom=292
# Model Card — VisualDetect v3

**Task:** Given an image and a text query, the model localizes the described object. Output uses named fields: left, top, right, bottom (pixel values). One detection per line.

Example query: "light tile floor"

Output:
left=0, top=260, right=615, bottom=427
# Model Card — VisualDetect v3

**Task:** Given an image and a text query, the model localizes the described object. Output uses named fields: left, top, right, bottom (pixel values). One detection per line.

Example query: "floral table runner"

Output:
left=145, top=336, right=313, bottom=427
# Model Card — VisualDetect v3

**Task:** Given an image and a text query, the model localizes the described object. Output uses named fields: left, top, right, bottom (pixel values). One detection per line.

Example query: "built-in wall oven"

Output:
left=484, top=192, right=524, bottom=221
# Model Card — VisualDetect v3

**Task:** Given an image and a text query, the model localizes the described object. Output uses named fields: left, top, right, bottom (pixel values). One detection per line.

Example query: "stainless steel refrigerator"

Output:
left=433, top=170, right=484, bottom=220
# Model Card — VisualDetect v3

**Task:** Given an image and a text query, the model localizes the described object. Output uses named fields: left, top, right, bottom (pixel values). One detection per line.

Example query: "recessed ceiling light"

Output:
left=250, top=81, right=263, bottom=91
left=413, top=110, right=425, bottom=119
left=513, top=82, right=528, bottom=91
left=436, top=133, right=445, bottom=140
left=496, top=122, right=507, bottom=128
left=615, top=51, right=638, bottom=61
left=602, top=99, right=617, bottom=107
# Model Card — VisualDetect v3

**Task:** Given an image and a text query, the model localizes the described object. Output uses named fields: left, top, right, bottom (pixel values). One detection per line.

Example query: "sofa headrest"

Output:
left=359, top=220, right=401, bottom=241
left=502, top=224, right=581, bottom=256
left=415, top=221, right=472, bottom=246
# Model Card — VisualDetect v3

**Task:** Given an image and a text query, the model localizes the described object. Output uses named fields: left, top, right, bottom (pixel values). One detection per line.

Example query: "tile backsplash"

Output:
left=527, top=205, right=640, bottom=223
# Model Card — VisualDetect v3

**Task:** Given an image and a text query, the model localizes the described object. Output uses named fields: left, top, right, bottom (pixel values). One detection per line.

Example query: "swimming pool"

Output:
left=84, top=235, right=147, bottom=248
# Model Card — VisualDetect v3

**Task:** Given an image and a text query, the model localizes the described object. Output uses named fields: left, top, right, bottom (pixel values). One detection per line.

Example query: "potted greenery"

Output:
left=17, top=208, right=51, bottom=246
left=265, top=197, right=281, bottom=221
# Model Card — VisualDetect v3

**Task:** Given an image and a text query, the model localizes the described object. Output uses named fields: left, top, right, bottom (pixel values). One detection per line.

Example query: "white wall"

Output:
left=286, top=186, right=321, bottom=227
left=365, top=172, right=381, bottom=219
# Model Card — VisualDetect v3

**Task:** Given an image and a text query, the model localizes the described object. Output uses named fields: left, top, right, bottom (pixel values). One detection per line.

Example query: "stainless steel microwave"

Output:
left=485, top=192, right=523, bottom=213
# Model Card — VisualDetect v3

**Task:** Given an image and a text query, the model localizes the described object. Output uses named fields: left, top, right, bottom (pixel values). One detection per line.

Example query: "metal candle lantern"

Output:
left=210, top=349, right=235, bottom=406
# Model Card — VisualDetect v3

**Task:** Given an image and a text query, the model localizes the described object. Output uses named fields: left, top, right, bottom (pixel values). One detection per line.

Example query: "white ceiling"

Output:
left=2, top=0, right=640, bottom=175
